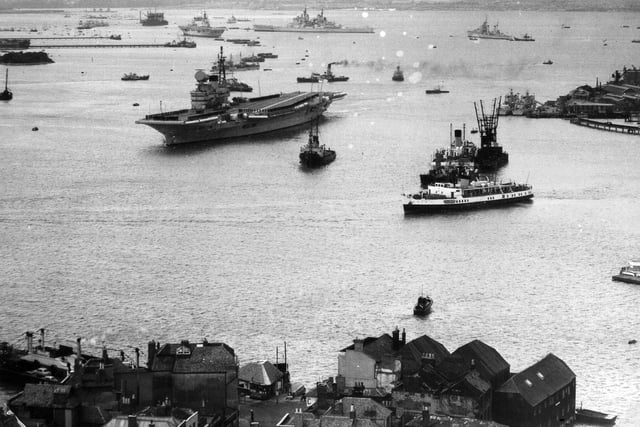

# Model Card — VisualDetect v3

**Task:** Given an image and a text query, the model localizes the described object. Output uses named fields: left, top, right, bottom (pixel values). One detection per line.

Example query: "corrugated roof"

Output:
left=497, top=353, right=575, bottom=407
left=238, top=361, right=283, bottom=385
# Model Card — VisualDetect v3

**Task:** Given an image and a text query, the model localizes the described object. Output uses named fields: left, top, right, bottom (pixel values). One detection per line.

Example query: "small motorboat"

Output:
left=542, top=59, right=553, bottom=65
left=413, top=294, right=433, bottom=316
left=0, top=69, right=12, bottom=101
left=575, top=406, right=617, bottom=425
left=612, top=259, right=640, bottom=284
left=392, top=65, right=404, bottom=82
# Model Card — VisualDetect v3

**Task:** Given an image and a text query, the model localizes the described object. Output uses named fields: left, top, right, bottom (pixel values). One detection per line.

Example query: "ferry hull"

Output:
left=612, top=274, right=640, bottom=285
left=137, top=101, right=331, bottom=145
left=404, top=191, right=533, bottom=214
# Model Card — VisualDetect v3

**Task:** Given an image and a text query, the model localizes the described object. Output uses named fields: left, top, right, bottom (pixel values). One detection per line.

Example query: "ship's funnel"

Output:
left=454, top=129, right=462, bottom=147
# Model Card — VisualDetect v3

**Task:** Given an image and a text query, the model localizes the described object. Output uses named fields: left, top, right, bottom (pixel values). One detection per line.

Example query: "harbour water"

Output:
left=1, top=7, right=640, bottom=425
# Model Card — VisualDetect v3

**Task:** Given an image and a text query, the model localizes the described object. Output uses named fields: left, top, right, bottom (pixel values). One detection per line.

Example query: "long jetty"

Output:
left=30, top=43, right=175, bottom=48
left=570, top=117, right=640, bottom=135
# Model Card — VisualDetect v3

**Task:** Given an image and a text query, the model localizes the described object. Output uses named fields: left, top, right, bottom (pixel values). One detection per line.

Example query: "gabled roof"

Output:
left=10, top=384, right=74, bottom=408
left=400, top=335, right=450, bottom=374
left=341, top=334, right=398, bottom=361
left=453, top=339, right=510, bottom=381
left=152, top=342, right=236, bottom=373
left=320, top=416, right=378, bottom=427
left=341, top=396, right=392, bottom=419
left=239, top=360, right=284, bottom=385
left=496, top=353, right=575, bottom=407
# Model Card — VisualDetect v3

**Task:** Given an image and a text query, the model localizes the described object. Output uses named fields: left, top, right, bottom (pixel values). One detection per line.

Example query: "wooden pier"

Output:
left=570, top=117, right=640, bottom=135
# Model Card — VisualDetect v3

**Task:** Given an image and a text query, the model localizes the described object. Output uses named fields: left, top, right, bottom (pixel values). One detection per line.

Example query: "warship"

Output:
left=180, top=11, right=226, bottom=38
left=253, top=8, right=373, bottom=34
left=136, top=48, right=346, bottom=145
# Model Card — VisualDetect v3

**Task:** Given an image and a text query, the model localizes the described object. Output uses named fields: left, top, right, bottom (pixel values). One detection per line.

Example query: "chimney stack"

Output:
left=135, top=347, right=140, bottom=368
left=77, top=337, right=82, bottom=358
left=128, top=415, right=137, bottom=427
left=392, top=327, right=400, bottom=350
left=422, top=406, right=430, bottom=427
left=40, top=328, right=45, bottom=350
left=401, top=328, right=406, bottom=345
left=148, top=340, right=157, bottom=368
left=349, top=404, right=356, bottom=420
left=26, top=332, right=33, bottom=353
left=454, top=129, right=463, bottom=147
left=102, top=345, right=108, bottom=362
left=354, top=338, right=364, bottom=352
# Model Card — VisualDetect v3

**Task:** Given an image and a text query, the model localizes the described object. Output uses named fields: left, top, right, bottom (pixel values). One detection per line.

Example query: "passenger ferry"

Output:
left=404, top=177, right=533, bottom=214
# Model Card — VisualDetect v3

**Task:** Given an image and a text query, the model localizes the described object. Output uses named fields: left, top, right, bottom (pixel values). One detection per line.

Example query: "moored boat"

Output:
left=136, top=47, right=346, bottom=145
left=253, top=8, right=374, bottom=33
left=543, top=59, right=553, bottom=65
left=0, top=68, right=12, bottom=101
left=474, top=98, right=509, bottom=172
left=420, top=126, right=477, bottom=187
left=413, top=295, right=433, bottom=316
left=403, top=177, right=533, bottom=214
left=140, top=10, right=168, bottom=26
left=180, top=11, right=226, bottom=38
left=612, top=260, right=640, bottom=284
left=575, top=406, right=617, bottom=425
left=514, top=33, right=535, bottom=41
left=121, top=72, right=149, bottom=81
left=425, top=84, right=449, bottom=94
left=392, top=65, right=404, bottom=82
left=164, top=37, right=196, bottom=48
left=299, top=119, right=336, bottom=167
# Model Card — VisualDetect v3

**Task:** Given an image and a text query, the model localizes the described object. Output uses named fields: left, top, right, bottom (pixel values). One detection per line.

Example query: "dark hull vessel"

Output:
left=575, top=407, right=617, bottom=425
left=474, top=98, right=508, bottom=172
left=426, top=88, right=449, bottom=94
left=1, top=69, right=12, bottom=100
left=297, top=62, right=348, bottom=83
left=392, top=66, right=404, bottom=81
left=419, top=126, right=477, bottom=187
left=413, top=295, right=433, bottom=316
left=140, top=11, right=168, bottom=26
left=299, top=119, right=336, bottom=167
left=0, top=38, right=31, bottom=50
left=612, top=260, right=640, bottom=284
left=137, top=47, right=345, bottom=145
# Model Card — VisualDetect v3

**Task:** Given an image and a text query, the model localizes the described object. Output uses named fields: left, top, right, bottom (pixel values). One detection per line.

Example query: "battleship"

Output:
left=467, top=18, right=514, bottom=40
left=180, top=11, right=226, bottom=38
left=499, top=89, right=537, bottom=116
left=136, top=48, right=346, bottom=145
left=253, top=8, right=374, bottom=34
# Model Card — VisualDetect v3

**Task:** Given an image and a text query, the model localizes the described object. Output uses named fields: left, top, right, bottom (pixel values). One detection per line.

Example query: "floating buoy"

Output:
left=32, top=126, right=38, bottom=131
left=629, top=339, right=637, bottom=345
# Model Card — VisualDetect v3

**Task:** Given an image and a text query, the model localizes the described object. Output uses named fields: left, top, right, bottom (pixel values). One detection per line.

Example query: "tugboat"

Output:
left=136, top=47, right=345, bottom=145
left=575, top=405, right=617, bottom=425
left=299, top=119, right=336, bottom=167
left=542, top=59, right=553, bottom=65
left=425, top=84, right=449, bottom=94
left=392, top=65, right=404, bottom=81
left=474, top=98, right=508, bottom=172
left=420, top=125, right=477, bottom=187
left=0, top=69, right=12, bottom=101
left=297, top=62, right=348, bottom=83
left=121, top=72, right=149, bottom=81
left=612, top=260, right=640, bottom=284
left=403, top=176, right=533, bottom=214
left=413, top=294, right=433, bottom=316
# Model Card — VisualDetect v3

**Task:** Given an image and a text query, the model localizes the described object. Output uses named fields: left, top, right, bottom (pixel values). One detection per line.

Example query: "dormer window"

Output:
left=536, top=372, right=544, bottom=380
left=525, top=379, right=533, bottom=387
left=176, top=345, right=191, bottom=357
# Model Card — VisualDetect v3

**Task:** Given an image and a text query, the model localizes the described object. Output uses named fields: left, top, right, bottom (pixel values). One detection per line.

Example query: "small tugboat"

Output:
left=543, top=59, right=553, bottom=65
left=164, top=37, right=196, bottom=48
left=299, top=119, right=336, bottom=167
left=425, top=84, right=449, bottom=94
left=403, top=177, right=533, bottom=214
left=121, top=72, right=149, bottom=81
left=474, top=98, right=508, bottom=172
left=297, top=62, right=348, bottom=83
left=612, top=260, right=640, bottom=284
left=575, top=405, right=617, bottom=425
left=413, top=294, right=433, bottom=316
left=514, top=33, right=535, bottom=41
left=0, top=69, right=12, bottom=101
left=392, top=65, right=404, bottom=81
